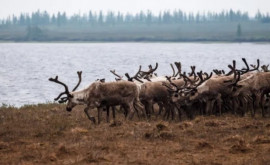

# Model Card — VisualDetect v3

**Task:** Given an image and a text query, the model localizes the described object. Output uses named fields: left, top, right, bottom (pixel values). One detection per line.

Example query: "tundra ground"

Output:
left=0, top=104, right=270, bottom=165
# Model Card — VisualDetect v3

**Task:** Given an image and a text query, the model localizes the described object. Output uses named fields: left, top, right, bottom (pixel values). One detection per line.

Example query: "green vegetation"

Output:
left=0, top=9, right=270, bottom=42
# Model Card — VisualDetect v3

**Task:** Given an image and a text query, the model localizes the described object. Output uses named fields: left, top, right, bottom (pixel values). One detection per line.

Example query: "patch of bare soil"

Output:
left=1, top=104, right=270, bottom=164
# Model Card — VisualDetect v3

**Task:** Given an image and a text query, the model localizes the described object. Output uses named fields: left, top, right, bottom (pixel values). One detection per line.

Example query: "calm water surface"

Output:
left=0, top=42, right=269, bottom=106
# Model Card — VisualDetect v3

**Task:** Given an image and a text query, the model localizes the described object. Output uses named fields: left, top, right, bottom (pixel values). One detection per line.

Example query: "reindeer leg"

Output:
left=166, top=103, right=172, bottom=121
left=163, top=104, right=170, bottom=120
left=97, top=107, right=103, bottom=124
left=145, top=101, right=152, bottom=119
left=232, top=98, right=238, bottom=115
left=173, top=103, right=182, bottom=121
left=265, top=94, right=270, bottom=115
left=245, top=96, right=254, bottom=117
left=252, top=95, right=257, bottom=117
left=158, top=102, right=163, bottom=116
left=133, top=103, right=141, bottom=119
left=151, top=104, right=155, bottom=115
left=134, top=100, right=145, bottom=119
left=106, top=105, right=110, bottom=123
left=170, top=104, right=175, bottom=121
left=210, top=100, right=215, bottom=115
left=112, top=106, right=116, bottom=122
left=84, top=107, right=96, bottom=124
left=199, top=102, right=203, bottom=115
left=121, top=105, right=128, bottom=118
left=199, top=101, right=205, bottom=115
left=216, top=94, right=222, bottom=116
left=249, top=100, right=255, bottom=117
left=241, top=97, right=248, bottom=117
left=139, top=100, right=147, bottom=118
left=127, top=103, right=135, bottom=120
left=205, top=100, right=211, bottom=115
left=260, top=94, right=266, bottom=117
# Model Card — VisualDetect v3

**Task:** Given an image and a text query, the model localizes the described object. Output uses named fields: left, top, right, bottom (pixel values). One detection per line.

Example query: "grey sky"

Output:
left=1, top=0, right=269, bottom=19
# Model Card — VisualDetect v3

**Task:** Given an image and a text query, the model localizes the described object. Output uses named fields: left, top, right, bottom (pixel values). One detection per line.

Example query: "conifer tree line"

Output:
left=1, top=9, right=270, bottom=26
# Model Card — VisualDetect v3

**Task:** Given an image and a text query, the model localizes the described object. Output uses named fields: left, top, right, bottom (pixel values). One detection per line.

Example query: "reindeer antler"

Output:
left=192, top=71, right=212, bottom=88
left=110, top=70, right=123, bottom=80
left=240, top=58, right=249, bottom=73
left=225, top=60, right=236, bottom=76
left=170, top=64, right=176, bottom=77
left=125, top=65, right=144, bottom=83
left=250, top=59, right=260, bottom=71
left=139, top=63, right=158, bottom=77
left=237, top=58, right=260, bottom=74
left=72, top=71, right=82, bottom=92
left=174, top=62, right=182, bottom=77
left=188, top=66, right=196, bottom=77
left=49, top=75, right=71, bottom=101
left=165, top=76, right=180, bottom=90
left=261, top=64, right=269, bottom=72
left=180, top=73, right=198, bottom=86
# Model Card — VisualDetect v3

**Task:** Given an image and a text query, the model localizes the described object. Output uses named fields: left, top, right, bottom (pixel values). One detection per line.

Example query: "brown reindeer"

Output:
left=49, top=71, right=143, bottom=124
left=233, top=71, right=270, bottom=117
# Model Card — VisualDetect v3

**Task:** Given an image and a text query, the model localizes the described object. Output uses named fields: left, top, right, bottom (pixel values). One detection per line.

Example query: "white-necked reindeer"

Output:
left=49, top=71, right=143, bottom=124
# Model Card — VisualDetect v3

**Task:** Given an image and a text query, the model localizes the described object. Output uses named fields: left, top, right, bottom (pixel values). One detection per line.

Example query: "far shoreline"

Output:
left=0, top=40, right=270, bottom=44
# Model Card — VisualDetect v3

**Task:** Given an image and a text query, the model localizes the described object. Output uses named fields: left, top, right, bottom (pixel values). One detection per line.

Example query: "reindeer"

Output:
left=233, top=71, right=270, bottom=117
left=49, top=71, right=143, bottom=124
left=117, top=63, right=182, bottom=120
left=137, top=62, right=193, bottom=120
left=227, top=58, right=262, bottom=116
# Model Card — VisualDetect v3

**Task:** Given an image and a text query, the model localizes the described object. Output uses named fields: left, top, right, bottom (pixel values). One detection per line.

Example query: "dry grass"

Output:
left=1, top=104, right=270, bottom=164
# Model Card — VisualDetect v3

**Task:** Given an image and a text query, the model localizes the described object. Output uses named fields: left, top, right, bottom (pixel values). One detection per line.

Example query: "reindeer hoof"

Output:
left=90, top=117, right=96, bottom=124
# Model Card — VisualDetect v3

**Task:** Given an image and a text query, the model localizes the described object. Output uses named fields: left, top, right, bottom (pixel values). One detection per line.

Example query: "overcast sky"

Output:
left=1, top=0, right=269, bottom=18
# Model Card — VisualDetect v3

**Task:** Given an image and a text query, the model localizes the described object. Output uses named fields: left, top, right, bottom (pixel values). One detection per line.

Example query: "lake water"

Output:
left=0, top=42, right=269, bottom=106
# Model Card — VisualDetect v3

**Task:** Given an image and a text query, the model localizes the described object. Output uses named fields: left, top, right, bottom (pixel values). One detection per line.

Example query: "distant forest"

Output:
left=0, top=9, right=270, bottom=42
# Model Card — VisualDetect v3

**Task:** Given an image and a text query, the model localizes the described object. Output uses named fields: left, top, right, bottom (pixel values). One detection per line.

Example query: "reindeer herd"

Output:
left=49, top=58, right=270, bottom=124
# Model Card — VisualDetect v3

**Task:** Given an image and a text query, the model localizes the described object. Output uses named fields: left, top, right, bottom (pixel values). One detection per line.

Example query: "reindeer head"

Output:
left=49, top=71, right=82, bottom=112
left=162, top=76, right=189, bottom=103
left=184, top=71, right=213, bottom=102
